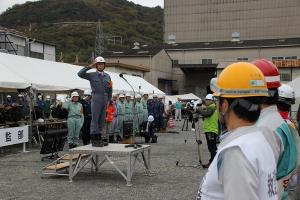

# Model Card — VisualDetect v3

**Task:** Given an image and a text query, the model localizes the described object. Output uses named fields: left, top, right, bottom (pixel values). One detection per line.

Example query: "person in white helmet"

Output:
left=125, top=93, right=133, bottom=122
left=276, top=84, right=300, bottom=199
left=35, top=94, right=45, bottom=119
left=141, top=92, right=149, bottom=122
left=141, top=115, right=157, bottom=143
left=117, top=94, right=126, bottom=141
left=4, top=95, right=13, bottom=106
left=16, top=94, right=30, bottom=120
left=198, top=94, right=219, bottom=168
left=63, top=91, right=83, bottom=149
left=80, top=90, right=92, bottom=145
left=44, top=95, right=52, bottom=118
left=77, top=56, right=113, bottom=147
left=135, top=94, right=144, bottom=133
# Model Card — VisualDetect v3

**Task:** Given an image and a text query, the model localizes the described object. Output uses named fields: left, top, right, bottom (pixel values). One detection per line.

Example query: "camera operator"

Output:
left=197, top=94, right=218, bottom=168
left=185, top=100, right=199, bottom=131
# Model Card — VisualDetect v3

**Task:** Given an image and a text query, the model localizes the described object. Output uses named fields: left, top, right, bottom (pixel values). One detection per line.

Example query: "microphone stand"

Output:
left=119, top=74, right=142, bottom=148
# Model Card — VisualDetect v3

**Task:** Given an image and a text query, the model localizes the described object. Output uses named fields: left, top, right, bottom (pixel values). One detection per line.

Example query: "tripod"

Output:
left=176, top=116, right=204, bottom=168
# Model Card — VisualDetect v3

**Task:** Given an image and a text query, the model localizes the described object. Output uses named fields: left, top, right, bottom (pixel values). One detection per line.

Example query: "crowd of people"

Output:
left=197, top=59, right=300, bottom=200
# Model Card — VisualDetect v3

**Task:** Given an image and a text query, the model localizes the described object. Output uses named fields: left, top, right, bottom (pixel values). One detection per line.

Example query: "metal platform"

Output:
left=67, top=144, right=152, bottom=186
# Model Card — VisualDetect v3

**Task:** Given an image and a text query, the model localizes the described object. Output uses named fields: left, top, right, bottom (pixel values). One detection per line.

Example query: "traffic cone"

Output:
left=169, top=114, right=174, bottom=129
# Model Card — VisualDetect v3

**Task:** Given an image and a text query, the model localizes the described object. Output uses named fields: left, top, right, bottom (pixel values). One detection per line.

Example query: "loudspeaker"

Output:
left=123, top=120, right=133, bottom=138
left=40, top=128, right=68, bottom=160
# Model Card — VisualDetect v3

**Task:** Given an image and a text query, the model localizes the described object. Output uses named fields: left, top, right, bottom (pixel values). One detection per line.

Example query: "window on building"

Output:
left=202, top=59, right=212, bottom=64
left=237, top=57, right=248, bottom=61
left=172, top=60, right=179, bottom=67
left=30, top=51, right=44, bottom=59
left=272, top=57, right=284, bottom=61
left=285, top=56, right=297, bottom=60
left=132, top=74, right=142, bottom=77
left=280, top=73, right=292, bottom=82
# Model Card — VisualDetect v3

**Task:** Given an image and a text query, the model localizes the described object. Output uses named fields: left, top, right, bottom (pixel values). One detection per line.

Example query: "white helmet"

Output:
left=71, top=91, right=79, bottom=98
left=125, top=93, right=131, bottom=97
left=18, top=94, right=24, bottom=97
left=84, top=90, right=92, bottom=96
left=95, top=56, right=105, bottom=63
left=46, top=95, right=51, bottom=99
left=158, top=94, right=163, bottom=99
left=205, top=94, right=214, bottom=100
left=148, top=115, right=154, bottom=122
left=37, top=118, right=44, bottom=123
left=210, top=77, right=218, bottom=93
left=153, top=94, right=158, bottom=98
left=278, top=84, right=295, bottom=105
left=119, top=94, right=125, bottom=98
left=38, top=95, right=42, bottom=99
left=148, top=95, right=153, bottom=100
left=7, top=95, right=11, bottom=98
left=136, top=94, right=142, bottom=98
left=112, top=93, right=118, bottom=97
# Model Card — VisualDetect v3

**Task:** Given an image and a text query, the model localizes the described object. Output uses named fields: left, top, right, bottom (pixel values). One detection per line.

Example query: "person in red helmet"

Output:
left=252, top=59, right=298, bottom=200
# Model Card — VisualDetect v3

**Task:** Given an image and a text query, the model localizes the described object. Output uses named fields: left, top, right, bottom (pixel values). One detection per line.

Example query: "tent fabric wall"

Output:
left=0, top=63, right=30, bottom=89
left=0, top=53, right=164, bottom=95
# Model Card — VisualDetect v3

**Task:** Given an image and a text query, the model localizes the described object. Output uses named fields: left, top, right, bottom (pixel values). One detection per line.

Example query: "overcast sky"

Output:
left=0, top=0, right=164, bottom=14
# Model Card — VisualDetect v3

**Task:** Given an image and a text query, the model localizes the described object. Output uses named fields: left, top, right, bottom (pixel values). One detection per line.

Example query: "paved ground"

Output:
left=0, top=121, right=209, bottom=200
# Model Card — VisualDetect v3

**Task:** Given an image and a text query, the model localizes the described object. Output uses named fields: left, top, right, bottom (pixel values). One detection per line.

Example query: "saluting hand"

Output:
left=88, top=61, right=96, bottom=68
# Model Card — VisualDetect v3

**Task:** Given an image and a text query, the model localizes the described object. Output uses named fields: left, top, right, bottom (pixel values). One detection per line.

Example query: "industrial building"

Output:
left=0, top=26, right=56, bottom=61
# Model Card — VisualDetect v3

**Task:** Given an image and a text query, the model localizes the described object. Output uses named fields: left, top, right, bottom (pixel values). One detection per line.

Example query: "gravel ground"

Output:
left=0, top=121, right=210, bottom=200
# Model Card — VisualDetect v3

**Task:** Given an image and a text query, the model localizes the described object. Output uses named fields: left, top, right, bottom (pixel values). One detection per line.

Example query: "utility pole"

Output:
left=95, top=19, right=105, bottom=57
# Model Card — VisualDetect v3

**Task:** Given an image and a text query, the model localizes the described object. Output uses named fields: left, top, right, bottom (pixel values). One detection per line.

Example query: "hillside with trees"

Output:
left=0, top=0, right=163, bottom=63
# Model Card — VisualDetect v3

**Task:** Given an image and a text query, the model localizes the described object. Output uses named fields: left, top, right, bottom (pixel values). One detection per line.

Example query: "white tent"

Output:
left=165, top=93, right=200, bottom=104
left=0, top=53, right=164, bottom=94
left=0, top=63, right=30, bottom=89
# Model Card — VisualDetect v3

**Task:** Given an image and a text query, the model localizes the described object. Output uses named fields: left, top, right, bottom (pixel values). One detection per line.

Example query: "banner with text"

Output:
left=0, top=126, right=29, bottom=147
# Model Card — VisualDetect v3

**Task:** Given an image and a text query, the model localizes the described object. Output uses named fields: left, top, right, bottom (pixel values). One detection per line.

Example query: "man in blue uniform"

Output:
left=78, top=56, right=113, bottom=147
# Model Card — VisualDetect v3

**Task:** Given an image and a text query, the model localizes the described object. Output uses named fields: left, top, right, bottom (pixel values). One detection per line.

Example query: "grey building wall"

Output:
left=164, top=0, right=300, bottom=43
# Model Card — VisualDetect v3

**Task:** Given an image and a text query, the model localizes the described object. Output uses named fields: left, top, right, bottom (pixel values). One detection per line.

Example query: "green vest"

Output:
left=203, top=104, right=218, bottom=134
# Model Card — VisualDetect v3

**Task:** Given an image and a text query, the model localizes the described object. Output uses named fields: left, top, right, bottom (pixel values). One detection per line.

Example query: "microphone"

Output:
left=119, top=73, right=136, bottom=106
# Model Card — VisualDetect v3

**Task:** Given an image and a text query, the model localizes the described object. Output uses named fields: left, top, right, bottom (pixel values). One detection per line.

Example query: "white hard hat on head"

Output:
left=7, top=95, right=11, bottom=98
left=38, top=95, right=42, bottom=98
left=84, top=89, right=92, bottom=96
left=136, top=94, right=142, bottom=98
left=148, top=115, right=154, bottom=122
left=125, top=93, right=131, bottom=97
left=46, top=95, right=51, bottom=99
left=158, top=94, right=163, bottom=99
left=112, top=93, right=118, bottom=97
left=153, top=94, right=158, bottom=98
left=71, top=91, right=79, bottom=98
left=95, top=56, right=105, bottom=63
left=148, top=95, right=153, bottom=100
left=119, top=94, right=125, bottom=98
left=205, top=94, right=214, bottom=100
left=37, top=118, right=44, bottom=123
left=278, top=84, right=295, bottom=105
left=18, top=94, right=24, bottom=97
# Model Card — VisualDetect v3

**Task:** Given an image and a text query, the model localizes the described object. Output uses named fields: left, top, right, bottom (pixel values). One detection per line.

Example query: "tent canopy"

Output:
left=165, top=93, right=200, bottom=104
left=0, top=53, right=164, bottom=95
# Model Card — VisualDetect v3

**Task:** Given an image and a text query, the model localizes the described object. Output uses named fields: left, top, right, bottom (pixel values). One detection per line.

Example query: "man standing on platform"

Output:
left=78, top=56, right=113, bottom=147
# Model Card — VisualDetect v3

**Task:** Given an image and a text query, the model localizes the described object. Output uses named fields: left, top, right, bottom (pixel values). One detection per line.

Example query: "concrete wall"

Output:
left=106, top=57, right=150, bottom=71
left=167, top=45, right=300, bottom=96
left=165, top=0, right=300, bottom=43
left=105, top=66, right=144, bottom=78
left=106, top=50, right=173, bottom=94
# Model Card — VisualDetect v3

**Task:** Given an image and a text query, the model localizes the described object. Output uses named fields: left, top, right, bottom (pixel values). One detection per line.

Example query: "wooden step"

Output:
left=45, top=162, right=70, bottom=170
left=60, top=154, right=88, bottom=161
